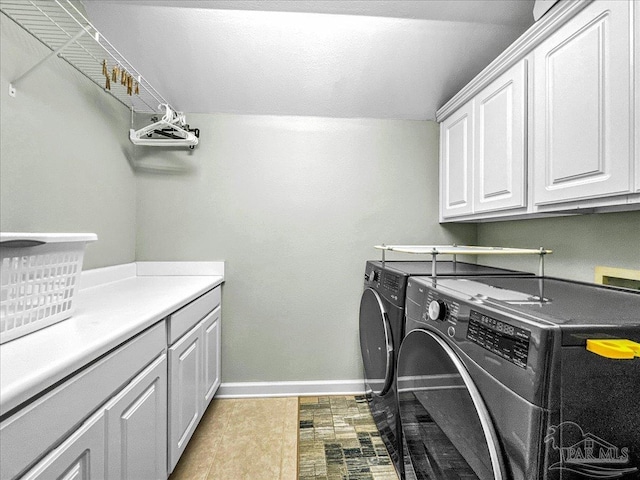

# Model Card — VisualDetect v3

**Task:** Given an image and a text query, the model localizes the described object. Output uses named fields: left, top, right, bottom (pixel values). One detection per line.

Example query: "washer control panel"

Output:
left=467, top=310, right=530, bottom=369
left=423, top=292, right=459, bottom=325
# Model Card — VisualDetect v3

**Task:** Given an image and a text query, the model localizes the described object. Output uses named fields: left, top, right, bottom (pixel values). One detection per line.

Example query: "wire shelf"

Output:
left=1, top=0, right=172, bottom=113
left=374, top=245, right=553, bottom=256
left=374, top=244, right=553, bottom=277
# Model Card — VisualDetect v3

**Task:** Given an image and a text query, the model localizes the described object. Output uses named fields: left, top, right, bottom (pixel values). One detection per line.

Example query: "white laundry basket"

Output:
left=0, top=233, right=97, bottom=344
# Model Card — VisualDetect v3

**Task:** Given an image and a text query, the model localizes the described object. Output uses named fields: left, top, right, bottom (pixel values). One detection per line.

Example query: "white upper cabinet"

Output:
left=635, top=1, right=640, bottom=194
left=437, top=0, right=639, bottom=221
left=440, top=59, right=527, bottom=220
left=474, top=60, right=527, bottom=213
left=532, top=0, right=632, bottom=205
left=440, top=101, right=474, bottom=218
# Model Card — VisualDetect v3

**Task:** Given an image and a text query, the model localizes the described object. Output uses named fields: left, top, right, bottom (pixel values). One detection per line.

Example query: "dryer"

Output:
left=359, top=261, right=530, bottom=478
left=398, top=276, right=640, bottom=480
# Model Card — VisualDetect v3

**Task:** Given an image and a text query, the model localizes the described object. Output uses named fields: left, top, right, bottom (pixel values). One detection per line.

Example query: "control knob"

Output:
left=428, top=300, right=448, bottom=321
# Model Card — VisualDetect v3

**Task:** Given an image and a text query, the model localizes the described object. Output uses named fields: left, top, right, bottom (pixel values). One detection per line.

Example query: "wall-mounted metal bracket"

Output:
left=9, top=28, right=87, bottom=97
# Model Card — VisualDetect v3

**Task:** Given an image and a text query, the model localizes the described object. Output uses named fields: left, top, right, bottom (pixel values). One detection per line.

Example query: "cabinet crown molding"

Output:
left=436, top=0, right=592, bottom=122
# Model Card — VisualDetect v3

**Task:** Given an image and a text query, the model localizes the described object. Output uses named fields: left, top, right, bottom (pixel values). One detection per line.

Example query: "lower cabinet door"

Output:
left=104, top=354, right=168, bottom=480
left=168, top=323, right=203, bottom=473
left=22, top=411, right=106, bottom=480
left=202, top=307, right=221, bottom=407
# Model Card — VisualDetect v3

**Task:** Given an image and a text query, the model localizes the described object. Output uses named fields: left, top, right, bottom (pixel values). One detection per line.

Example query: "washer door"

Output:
left=397, top=329, right=506, bottom=480
left=359, top=288, right=394, bottom=396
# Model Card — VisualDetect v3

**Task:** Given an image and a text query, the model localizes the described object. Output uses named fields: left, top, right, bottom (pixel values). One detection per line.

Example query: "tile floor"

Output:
left=168, top=395, right=398, bottom=480
left=169, top=397, right=298, bottom=480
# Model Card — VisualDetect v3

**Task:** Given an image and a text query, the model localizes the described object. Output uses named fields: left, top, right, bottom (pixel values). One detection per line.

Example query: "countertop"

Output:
left=0, top=262, right=224, bottom=415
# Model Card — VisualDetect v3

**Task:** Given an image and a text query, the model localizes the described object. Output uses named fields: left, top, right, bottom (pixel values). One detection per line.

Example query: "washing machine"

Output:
left=359, top=261, right=531, bottom=478
left=398, top=275, right=640, bottom=480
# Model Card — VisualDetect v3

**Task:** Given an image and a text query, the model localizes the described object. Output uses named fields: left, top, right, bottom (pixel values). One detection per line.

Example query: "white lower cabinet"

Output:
left=202, top=307, right=222, bottom=405
left=169, top=322, right=203, bottom=470
left=0, top=323, right=166, bottom=480
left=1, top=286, right=222, bottom=480
left=168, top=305, right=221, bottom=473
left=21, top=353, right=168, bottom=480
left=22, top=411, right=106, bottom=480
left=104, top=354, right=168, bottom=480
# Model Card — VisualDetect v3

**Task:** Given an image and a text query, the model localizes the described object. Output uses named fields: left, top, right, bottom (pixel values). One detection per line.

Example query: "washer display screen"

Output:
left=467, top=310, right=530, bottom=369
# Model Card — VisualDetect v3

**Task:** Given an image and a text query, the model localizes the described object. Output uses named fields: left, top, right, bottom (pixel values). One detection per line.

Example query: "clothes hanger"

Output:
left=129, top=104, right=199, bottom=147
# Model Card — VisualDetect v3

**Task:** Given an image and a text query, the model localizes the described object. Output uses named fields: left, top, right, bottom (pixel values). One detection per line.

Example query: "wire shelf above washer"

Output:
left=1, top=0, right=172, bottom=113
left=374, top=245, right=553, bottom=256
left=374, top=244, right=553, bottom=277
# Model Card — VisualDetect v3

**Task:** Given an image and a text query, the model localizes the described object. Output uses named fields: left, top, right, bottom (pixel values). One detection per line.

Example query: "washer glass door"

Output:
left=397, top=329, right=505, bottom=480
left=359, top=288, right=394, bottom=396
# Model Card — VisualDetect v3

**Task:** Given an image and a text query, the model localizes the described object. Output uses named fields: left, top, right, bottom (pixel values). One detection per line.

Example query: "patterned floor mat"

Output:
left=298, top=395, right=399, bottom=480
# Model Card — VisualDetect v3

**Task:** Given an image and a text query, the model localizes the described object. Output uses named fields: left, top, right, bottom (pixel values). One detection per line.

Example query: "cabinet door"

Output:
left=168, top=323, right=203, bottom=473
left=533, top=0, right=632, bottom=205
left=474, top=59, right=527, bottom=213
left=22, top=411, right=105, bottom=480
left=105, top=354, right=168, bottom=480
left=440, top=101, right=474, bottom=218
left=0, top=323, right=165, bottom=480
left=202, top=307, right=221, bottom=407
left=635, top=1, right=639, bottom=193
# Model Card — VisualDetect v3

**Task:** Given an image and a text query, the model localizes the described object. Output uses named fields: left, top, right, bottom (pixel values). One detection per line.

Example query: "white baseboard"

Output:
left=216, top=379, right=366, bottom=398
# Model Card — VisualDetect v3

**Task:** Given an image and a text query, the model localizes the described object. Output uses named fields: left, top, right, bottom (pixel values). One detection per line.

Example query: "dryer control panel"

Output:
left=364, top=262, right=407, bottom=307
left=467, top=310, right=531, bottom=369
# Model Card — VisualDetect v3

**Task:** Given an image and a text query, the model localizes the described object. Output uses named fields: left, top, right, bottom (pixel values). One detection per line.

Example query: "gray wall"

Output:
left=477, top=211, right=640, bottom=280
left=0, top=15, right=136, bottom=269
left=135, top=113, right=475, bottom=382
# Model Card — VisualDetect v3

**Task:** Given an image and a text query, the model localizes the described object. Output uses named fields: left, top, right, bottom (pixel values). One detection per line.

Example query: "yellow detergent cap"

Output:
left=586, top=339, right=640, bottom=359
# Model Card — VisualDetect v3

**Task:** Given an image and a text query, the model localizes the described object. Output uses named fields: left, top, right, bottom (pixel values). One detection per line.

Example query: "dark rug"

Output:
left=298, top=395, right=398, bottom=480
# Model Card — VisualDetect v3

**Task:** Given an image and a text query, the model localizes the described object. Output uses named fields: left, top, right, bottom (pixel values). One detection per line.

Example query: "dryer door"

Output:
left=397, top=329, right=506, bottom=480
left=359, top=288, right=394, bottom=396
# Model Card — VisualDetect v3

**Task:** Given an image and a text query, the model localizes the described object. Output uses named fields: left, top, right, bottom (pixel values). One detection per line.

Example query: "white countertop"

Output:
left=0, top=262, right=224, bottom=415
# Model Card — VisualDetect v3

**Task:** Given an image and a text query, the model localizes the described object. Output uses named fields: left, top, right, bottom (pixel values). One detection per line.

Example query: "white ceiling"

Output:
left=83, top=0, right=536, bottom=120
